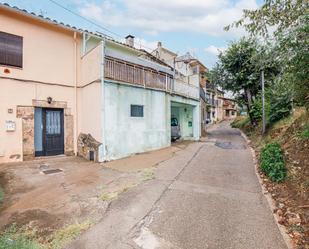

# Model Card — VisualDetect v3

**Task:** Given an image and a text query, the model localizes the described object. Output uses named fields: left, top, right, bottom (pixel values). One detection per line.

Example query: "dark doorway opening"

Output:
left=35, top=107, right=64, bottom=156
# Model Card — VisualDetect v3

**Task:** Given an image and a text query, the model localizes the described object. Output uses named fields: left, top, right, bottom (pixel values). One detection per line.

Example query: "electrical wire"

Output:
left=48, top=0, right=156, bottom=52
left=48, top=0, right=121, bottom=38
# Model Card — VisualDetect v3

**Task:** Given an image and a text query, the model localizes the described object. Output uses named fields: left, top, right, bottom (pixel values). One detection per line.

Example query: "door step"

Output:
left=34, top=154, right=67, bottom=160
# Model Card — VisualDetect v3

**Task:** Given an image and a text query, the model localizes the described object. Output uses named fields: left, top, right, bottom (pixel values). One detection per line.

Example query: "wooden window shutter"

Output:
left=0, top=31, right=23, bottom=68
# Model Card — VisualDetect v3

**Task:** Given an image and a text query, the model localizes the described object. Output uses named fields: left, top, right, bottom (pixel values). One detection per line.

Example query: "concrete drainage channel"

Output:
left=215, top=141, right=247, bottom=150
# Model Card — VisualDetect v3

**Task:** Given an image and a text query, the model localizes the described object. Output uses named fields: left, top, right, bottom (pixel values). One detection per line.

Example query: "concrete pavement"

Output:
left=67, top=122, right=287, bottom=249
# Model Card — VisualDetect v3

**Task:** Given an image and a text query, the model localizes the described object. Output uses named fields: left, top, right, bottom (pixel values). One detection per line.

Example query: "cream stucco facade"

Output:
left=0, top=4, right=201, bottom=164
left=0, top=6, right=80, bottom=163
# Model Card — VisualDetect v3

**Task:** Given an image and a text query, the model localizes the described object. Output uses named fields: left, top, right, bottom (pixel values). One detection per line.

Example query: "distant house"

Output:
left=216, top=89, right=224, bottom=122
left=223, top=98, right=237, bottom=120
left=0, top=3, right=201, bottom=164
left=205, top=79, right=217, bottom=124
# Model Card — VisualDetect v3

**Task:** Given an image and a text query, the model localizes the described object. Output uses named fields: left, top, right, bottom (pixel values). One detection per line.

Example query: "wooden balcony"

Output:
left=104, top=56, right=199, bottom=100
left=105, top=57, right=173, bottom=91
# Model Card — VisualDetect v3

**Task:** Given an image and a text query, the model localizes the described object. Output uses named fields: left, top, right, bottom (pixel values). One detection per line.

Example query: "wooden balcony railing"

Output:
left=104, top=57, right=199, bottom=100
left=105, top=57, right=173, bottom=91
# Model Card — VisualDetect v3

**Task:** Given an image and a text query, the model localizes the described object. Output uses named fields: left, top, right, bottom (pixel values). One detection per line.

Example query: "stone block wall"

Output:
left=17, top=106, right=35, bottom=160
left=77, top=133, right=102, bottom=162
left=16, top=100, right=74, bottom=160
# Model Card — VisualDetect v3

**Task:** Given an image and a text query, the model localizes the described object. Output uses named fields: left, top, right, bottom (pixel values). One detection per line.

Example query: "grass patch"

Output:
left=288, top=224, right=304, bottom=233
left=99, top=182, right=138, bottom=202
left=271, top=114, right=294, bottom=130
left=300, top=123, right=309, bottom=139
left=99, top=191, right=118, bottom=201
left=121, top=183, right=138, bottom=192
left=231, top=116, right=250, bottom=129
left=0, top=225, right=44, bottom=249
left=260, top=142, right=287, bottom=182
left=303, top=179, right=309, bottom=190
left=141, top=168, right=154, bottom=181
left=0, top=186, right=4, bottom=203
left=50, top=221, right=92, bottom=249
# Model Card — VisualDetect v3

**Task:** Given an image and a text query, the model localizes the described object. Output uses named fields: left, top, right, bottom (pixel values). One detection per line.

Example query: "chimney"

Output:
left=125, top=35, right=135, bottom=47
left=157, top=41, right=162, bottom=48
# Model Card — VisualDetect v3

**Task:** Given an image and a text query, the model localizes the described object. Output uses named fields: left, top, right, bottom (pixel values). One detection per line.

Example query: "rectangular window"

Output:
left=0, top=31, right=23, bottom=68
left=192, top=66, right=198, bottom=74
left=130, top=105, right=144, bottom=117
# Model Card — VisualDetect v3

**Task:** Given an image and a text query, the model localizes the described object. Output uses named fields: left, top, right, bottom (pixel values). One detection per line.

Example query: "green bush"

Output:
left=249, top=99, right=263, bottom=121
left=231, top=117, right=250, bottom=128
left=0, top=226, right=43, bottom=249
left=249, top=91, right=271, bottom=124
left=269, top=79, right=293, bottom=123
left=260, top=142, right=286, bottom=182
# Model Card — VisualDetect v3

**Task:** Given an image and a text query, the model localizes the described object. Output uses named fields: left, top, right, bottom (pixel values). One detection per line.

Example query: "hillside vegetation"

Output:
left=232, top=108, right=309, bottom=248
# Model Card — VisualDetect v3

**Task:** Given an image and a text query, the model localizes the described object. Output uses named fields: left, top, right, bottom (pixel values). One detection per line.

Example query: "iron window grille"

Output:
left=130, top=105, right=144, bottom=117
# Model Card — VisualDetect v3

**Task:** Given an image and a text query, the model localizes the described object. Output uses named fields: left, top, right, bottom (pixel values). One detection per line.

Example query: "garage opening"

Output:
left=171, top=102, right=194, bottom=141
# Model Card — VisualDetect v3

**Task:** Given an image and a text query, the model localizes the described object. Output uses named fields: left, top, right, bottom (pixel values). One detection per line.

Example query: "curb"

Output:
left=239, top=130, right=294, bottom=249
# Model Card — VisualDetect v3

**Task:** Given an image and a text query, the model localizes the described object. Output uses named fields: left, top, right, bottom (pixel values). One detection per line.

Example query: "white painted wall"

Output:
left=174, top=79, right=199, bottom=99
left=104, top=82, right=171, bottom=160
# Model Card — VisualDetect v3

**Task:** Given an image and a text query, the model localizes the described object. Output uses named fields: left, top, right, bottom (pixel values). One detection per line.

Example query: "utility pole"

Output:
left=261, top=70, right=266, bottom=134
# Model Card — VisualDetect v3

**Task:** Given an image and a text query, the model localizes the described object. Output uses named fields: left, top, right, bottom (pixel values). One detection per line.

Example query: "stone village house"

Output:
left=0, top=3, right=201, bottom=164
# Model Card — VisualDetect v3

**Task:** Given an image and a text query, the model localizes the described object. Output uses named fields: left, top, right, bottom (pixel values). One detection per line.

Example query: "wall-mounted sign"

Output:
left=6, top=120, right=16, bottom=131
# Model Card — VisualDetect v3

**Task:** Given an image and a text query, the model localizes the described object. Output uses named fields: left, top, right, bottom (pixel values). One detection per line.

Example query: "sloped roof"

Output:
left=1, top=3, right=90, bottom=34
left=0, top=3, right=171, bottom=69
left=176, top=52, right=207, bottom=71
left=176, top=52, right=195, bottom=63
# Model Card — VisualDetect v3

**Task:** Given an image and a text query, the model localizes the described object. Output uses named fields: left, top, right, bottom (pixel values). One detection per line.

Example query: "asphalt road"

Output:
left=68, top=122, right=287, bottom=249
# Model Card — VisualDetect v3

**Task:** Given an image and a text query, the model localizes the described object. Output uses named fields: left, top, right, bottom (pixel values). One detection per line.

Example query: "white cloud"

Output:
left=134, top=38, right=158, bottom=51
left=78, top=0, right=259, bottom=37
left=204, top=45, right=226, bottom=56
left=119, top=36, right=158, bottom=51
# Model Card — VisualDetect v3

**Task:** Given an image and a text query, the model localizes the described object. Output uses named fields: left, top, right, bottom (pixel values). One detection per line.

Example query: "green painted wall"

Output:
left=170, top=95, right=200, bottom=140
left=104, top=82, right=171, bottom=160
left=171, top=103, right=194, bottom=139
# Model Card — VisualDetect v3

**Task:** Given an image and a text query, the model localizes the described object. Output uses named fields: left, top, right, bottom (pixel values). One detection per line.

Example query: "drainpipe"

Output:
left=82, top=32, right=86, bottom=56
left=74, top=32, right=78, bottom=155
left=99, top=39, right=106, bottom=162
left=172, top=57, right=176, bottom=92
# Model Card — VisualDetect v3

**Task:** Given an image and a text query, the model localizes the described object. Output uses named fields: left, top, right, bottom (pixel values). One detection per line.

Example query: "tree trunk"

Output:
left=245, top=89, right=257, bottom=126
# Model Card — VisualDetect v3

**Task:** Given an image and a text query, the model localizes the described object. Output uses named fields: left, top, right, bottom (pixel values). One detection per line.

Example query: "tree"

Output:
left=277, top=14, right=309, bottom=108
left=226, top=0, right=309, bottom=108
left=225, top=0, right=308, bottom=38
left=210, top=38, right=278, bottom=124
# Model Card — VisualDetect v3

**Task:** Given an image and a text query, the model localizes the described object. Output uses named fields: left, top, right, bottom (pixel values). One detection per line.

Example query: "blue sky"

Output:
left=2, top=0, right=262, bottom=68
